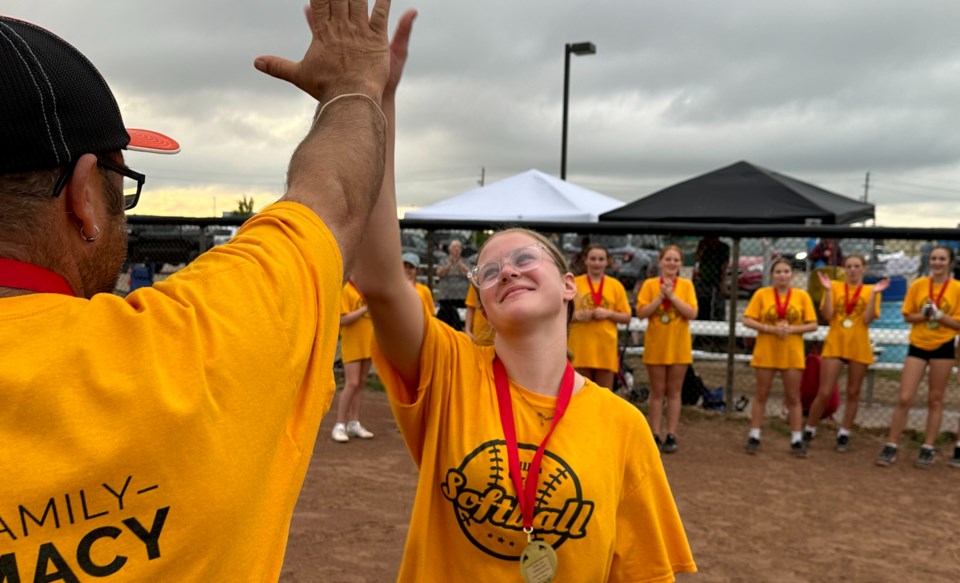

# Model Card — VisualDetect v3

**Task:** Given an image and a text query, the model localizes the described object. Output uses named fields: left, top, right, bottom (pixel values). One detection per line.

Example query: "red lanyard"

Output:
left=660, top=277, right=673, bottom=311
left=843, top=283, right=862, bottom=316
left=929, top=278, right=951, bottom=308
left=493, top=357, right=574, bottom=533
left=586, top=275, right=605, bottom=307
left=773, top=287, right=791, bottom=320
left=0, top=258, right=75, bottom=296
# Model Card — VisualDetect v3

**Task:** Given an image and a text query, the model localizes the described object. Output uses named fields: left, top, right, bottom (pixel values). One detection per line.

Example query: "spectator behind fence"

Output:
left=435, top=238, right=471, bottom=330
left=0, top=4, right=397, bottom=580
left=741, top=258, right=818, bottom=458
left=804, top=255, right=889, bottom=452
left=695, top=235, right=730, bottom=321
left=875, top=245, right=960, bottom=469
left=636, top=245, right=699, bottom=453
left=348, top=35, right=696, bottom=581
left=809, top=238, right=844, bottom=268
left=568, top=244, right=633, bottom=390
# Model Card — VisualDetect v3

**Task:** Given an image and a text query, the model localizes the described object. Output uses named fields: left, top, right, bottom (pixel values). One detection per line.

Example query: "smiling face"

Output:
left=659, top=247, right=682, bottom=277
left=843, top=255, right=865, bottom=285
left=929, top=246, right=953, bottom=277
left=475, top=231, right=575, bottom=333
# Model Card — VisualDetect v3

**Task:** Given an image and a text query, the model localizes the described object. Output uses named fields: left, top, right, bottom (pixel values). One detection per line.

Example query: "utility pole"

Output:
left=863, top=171, right=870, bottom=202
left=478, top=166, right=485, bottom=187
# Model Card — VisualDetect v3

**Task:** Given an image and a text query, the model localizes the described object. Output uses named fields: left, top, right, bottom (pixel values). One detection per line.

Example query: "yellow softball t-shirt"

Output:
left=0, top=202, right=342, bottom=582
left=567, top=275, right=631, bottom=372
left=340, top=281, right=374, bottom=363
left=744, top=286, right=817, bottom=369
left=465, top=284, right=494, bottom=346
left=902, top=277, right=960, bottom=350
left=416, top=282, right=436, bottom=316
left=372, top=309, right=696, bottom=582
left=820, top=281, right=880, bottom=364
left=636, top=277, right=698, bottom=365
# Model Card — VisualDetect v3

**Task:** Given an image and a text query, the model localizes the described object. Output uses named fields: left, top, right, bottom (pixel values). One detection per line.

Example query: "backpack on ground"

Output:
left=800, top=349, right=840, bottom=419
left=681, top=366, right=707, bottom=406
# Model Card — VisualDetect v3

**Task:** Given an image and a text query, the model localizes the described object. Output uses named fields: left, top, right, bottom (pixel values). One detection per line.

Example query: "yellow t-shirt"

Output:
left=340, top=282, right=374, bottom=363
left=0, top=202, right=342, bottom=581
left=464, top=285, right=494, bottom=346
left=902, top=277, right=960, bottom=350
left=820, top=281, right=880, bottom=364
left=567, top=275, right=631, bottom=372
left=372, top=312, right=696, bottom=582
left=416, top=282, right=436, bottom=316
left=744, top=287, right=817, bottom=369
left=636, top=277, right=698, bottom=365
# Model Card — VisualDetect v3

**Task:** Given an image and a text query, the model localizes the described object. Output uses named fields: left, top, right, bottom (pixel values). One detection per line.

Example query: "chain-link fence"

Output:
left=122, top=216, right=960, bottom=436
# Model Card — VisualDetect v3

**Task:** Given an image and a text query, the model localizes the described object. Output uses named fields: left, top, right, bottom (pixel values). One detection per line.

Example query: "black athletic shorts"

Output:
left=907, top=340, right=956, bottom=361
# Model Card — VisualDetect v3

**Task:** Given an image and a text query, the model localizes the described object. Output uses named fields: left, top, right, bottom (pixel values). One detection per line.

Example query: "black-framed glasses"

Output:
left=469, top=244, right=548, bottom=289
left=51, top=156, right=147, bottom=211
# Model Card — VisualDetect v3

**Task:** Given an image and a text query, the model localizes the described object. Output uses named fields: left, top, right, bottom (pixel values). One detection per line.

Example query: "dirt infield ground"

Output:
left=280, top=388, right=960, bottom=583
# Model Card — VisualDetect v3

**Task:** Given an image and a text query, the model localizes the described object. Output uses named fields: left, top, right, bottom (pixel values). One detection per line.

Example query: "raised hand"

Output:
left=873, top=277, right=890, bottom=293
left=385, top=9, right=417, bottom=100
left=254, top=0, right=392, bottom=104
left=817, top=270, right=832, bottom=288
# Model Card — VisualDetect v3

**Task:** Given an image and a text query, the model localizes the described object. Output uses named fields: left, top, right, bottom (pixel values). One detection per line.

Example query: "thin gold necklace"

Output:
left=514, top=389, right=556, bottom=426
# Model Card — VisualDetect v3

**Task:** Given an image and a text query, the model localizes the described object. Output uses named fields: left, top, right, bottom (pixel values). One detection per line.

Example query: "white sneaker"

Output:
left=346, top=420, right=374, bottom=439
left=331, top=423, right=349, bottom=443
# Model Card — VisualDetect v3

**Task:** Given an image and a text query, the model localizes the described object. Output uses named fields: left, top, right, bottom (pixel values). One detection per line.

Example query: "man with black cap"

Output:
left=0, top=1, right=414, bottom=580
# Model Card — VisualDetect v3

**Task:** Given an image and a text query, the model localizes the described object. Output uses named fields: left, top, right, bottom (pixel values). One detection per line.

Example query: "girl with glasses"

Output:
left=348, top=22, right=695, bottom=581
left=635, top=246, right=698, bottom=453
left=803, top=255, right=888, bottom=452
left=741, top=258, right=818, bottom=457
left=567, top=244, right=632, bottom=390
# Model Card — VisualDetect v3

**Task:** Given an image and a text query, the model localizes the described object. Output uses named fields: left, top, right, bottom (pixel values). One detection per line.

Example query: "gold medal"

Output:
left=660, top=313, right=670, bottom=324
left=927, top=320, right=940, bottom=330
left=842, top=318, right=853, bottom=329
left=520, top=539, right=558, bottom=583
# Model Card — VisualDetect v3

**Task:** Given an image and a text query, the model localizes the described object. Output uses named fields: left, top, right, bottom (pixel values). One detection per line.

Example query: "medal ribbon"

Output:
left=0, top=258, right=75, bottom=296
left=843, top=283, right=863, bottom=316
left=586, top=275, right=604, bottom=308
left=493, top=357, right=575, bottom=533
left=773, top=287, right=791, bottom=320
left=659, top=277, right=673, bottom=312
left=928, top=277, right=951, bottom=309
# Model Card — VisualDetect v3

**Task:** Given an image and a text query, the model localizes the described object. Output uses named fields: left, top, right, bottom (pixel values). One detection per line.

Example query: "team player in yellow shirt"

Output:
left=332, top=281, right=377, bottom=443
left=464, top=284, right=495, bottom=346
left=403, top=252, right=437, bottom=316
left=567, top=245, right=633, bottom=389
left=0, top=4, right=397, bottom=581
left=742, top=257, right=818, bottom=457
left=350, top=32, right=696, bottom=582
left=803, top=255, right=888, bottom=452
left=876, top=245, right=960, bottom=468
left=635, top=246, right=698, bottom=453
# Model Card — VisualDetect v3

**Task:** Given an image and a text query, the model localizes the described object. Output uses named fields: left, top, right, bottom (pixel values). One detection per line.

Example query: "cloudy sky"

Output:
left=8, top=1, right=960, bottom=226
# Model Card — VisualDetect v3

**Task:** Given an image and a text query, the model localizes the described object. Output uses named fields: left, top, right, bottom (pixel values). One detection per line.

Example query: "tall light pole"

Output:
left=561, top=41, right=596, bottom=180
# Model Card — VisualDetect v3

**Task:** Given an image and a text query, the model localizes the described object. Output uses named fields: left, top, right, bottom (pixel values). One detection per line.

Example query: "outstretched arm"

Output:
left=352, top=10, right=424, bottom=392
left=255, top=0, right=393, bottom=274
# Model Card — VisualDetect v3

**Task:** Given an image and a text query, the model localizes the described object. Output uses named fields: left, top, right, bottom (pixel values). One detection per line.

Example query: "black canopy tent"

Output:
left=600, top=161, right=874, bottom=225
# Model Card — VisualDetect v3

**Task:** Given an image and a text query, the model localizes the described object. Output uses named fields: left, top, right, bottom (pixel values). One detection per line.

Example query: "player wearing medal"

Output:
left=742, top=258, right=818, bottom=457
left=331, top=280, right=377, bottom=443
left=803, top=254, right=889, bottom=452
left=568, top=245, right=632, bottom=390
left=351, top=23, right=696, bottom=582
left=875, top=245, right=960, bottom=468
left=635, top=246, right=698, bottom=453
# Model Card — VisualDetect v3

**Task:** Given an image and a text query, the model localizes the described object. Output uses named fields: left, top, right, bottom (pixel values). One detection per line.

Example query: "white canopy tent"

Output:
left=403, top=169, right=623, bottom=222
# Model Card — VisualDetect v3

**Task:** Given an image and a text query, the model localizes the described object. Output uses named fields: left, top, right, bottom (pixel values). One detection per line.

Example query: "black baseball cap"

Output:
left=0, top=16, right=179, bottom=174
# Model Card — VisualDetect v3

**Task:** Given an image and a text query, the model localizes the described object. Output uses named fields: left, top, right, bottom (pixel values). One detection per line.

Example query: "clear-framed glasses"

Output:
left=469, top=243, right=547, bottom=289
left=51, top=156, right=147, bottom=211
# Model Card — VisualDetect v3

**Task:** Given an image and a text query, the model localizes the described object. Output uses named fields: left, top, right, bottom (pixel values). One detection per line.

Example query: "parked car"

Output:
left=772, top=237, right=810, bottom=271
left=693, top=255, right=763, bottom=297
left=562, top=233, right=661, bottom=290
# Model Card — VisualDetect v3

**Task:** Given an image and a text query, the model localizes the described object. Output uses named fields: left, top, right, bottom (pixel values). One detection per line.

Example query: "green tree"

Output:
left=235, top=195, right=255, bottom=216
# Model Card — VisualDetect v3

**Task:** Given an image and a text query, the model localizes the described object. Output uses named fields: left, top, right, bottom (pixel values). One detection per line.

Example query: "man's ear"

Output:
left=63, top=154, right=101, bottom=238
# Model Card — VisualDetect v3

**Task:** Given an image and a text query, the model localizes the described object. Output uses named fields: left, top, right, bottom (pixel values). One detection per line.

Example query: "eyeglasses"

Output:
left=469, top=244, right=548, bottom=289
left=51, top=156, right=147, bottom=211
